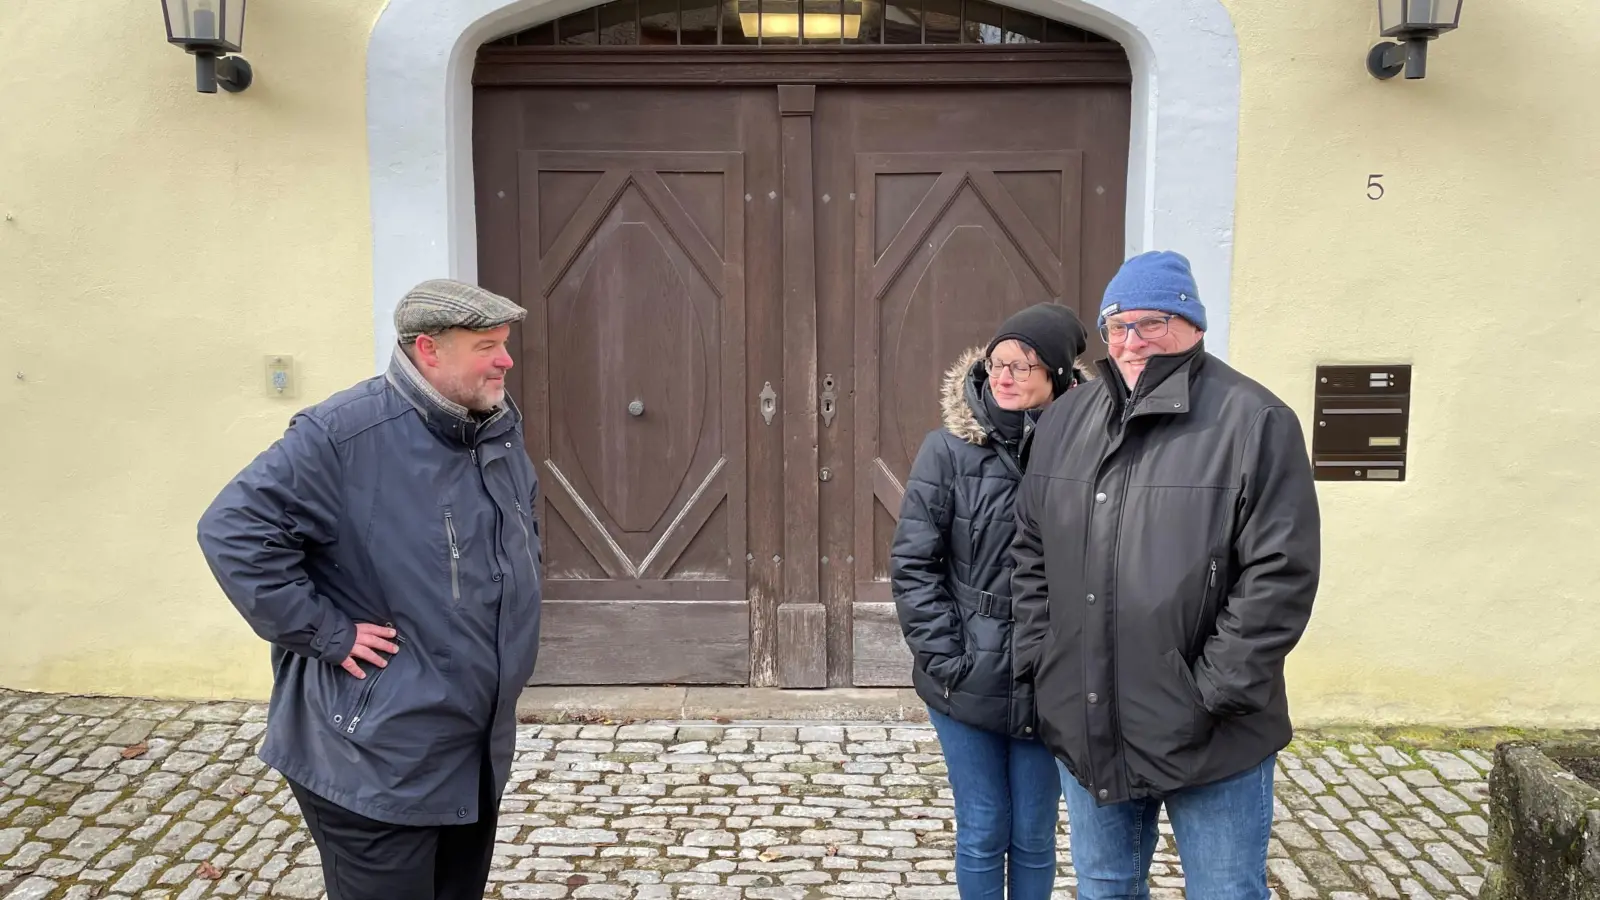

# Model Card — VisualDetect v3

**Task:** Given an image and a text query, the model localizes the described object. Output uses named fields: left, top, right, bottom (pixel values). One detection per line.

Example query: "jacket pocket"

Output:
left=514, top=499, right=541, bottom=591
left=443, top=507, right=462, bottom=608
left=1164, top=648, right=1212, bottom=745
left=925, top=651, right=973, bottom=698
left=1186, top=557, right=1220, bottom=652
left=337, top=631, right=408, bottom=736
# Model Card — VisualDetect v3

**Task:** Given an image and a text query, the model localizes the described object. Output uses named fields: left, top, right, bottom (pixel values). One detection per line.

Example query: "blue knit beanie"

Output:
left=1098, top=250, right=1206, bottom=332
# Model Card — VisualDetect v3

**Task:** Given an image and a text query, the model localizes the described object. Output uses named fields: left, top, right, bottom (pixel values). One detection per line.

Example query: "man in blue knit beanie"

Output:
left=1095, top=249, right=1207, bottom=385
left=1012, top=250, right=1321, bottom=899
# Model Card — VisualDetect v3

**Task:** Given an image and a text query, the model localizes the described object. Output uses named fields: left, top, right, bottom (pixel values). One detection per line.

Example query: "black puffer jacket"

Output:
left=1012, top=345, right=1320, bottom=805
left=891, top=348, right=1086, bottom=738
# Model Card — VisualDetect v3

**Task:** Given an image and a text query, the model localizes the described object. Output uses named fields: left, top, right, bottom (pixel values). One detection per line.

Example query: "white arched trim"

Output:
left=365, top=0, right=1240, bottom=366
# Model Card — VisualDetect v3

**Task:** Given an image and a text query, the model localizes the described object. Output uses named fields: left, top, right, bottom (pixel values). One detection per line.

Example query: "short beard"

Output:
left=407, top=344, right=503, bottom=413
left=436, top=369, right=503, bottom=413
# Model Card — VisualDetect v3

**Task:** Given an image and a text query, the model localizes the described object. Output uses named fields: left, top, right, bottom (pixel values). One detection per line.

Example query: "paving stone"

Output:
left=618, top=726, right=681, bottom=742
left=57, top=698, right=132, bottom=717
left=272, top=866, right=325, bottom=897
left=1377, top=746, right=1414, bottom=767
left=1418, top=751, right=1479, bottom=782
left=1424, top=841, right=1476, bottom=876
left=1420, top=786, right=1471, bottom=814
left=5, top=876, right=57, bottom=900
left=37, top=814, right=82, bottom=839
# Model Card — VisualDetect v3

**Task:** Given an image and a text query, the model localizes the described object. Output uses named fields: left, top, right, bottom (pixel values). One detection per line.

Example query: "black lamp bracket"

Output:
left=191, top=50, right=253, bottom=93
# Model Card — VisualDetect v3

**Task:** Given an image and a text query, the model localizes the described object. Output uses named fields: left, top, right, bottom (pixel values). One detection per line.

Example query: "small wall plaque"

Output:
left=1311, top=364, right=1411, bottom=482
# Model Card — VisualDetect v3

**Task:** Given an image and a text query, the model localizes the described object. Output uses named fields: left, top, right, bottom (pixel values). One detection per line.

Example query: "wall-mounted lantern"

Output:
left=1367, top=0, right=1462, bottom=80
left=161, top=0, right=252, bottom=94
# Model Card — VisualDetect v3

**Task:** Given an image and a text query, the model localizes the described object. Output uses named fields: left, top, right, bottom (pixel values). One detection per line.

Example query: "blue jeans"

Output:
left=927, top=708, right=1061, bottom=900
left=1059, top=753, right=1276, bottom=900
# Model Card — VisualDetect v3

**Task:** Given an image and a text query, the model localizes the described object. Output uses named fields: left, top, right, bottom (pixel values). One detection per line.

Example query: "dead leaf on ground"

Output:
left=714, top=717, right=733, bottom=725
left=567, top=875, right=589, bottom=887
left=825, top=845, right=839, bottom=857
left=198, top=862, right=223, bottom=880
left=120, top=743, right=148, bottom=759
left=758, top=849, right=784, bottom=862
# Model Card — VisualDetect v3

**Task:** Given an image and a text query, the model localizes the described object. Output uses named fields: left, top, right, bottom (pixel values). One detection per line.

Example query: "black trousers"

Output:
left=288, top=754, right=500, bottom=900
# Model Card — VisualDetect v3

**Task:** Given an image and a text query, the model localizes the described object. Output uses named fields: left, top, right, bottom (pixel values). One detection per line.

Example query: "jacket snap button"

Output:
left=1098, top=789, right=1109, bottom=800
left=493, top=573, right=503, bottom=582
left=1095, top=492, right=1107, bottom=503
left=505, top=442, right=513, bottom=448
left=457, top=807, right=468, bottom=818
left=1024, top=726, right=1033, bottom=733
left=1088, top=693, right=1099, bottom=704
left=1086, top=593, right=1095, bottom=604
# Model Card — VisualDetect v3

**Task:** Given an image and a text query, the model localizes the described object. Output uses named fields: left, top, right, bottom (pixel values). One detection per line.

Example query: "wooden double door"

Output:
left=472, top=47, right=1131, bottom=687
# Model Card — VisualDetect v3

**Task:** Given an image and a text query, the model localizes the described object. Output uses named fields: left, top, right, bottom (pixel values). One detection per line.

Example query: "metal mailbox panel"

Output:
left=1312, top=364, right=1412, bottom=482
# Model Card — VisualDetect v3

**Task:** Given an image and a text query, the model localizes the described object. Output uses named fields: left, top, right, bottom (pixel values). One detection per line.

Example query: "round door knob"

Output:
left=627, top=400, right=645, bottom=417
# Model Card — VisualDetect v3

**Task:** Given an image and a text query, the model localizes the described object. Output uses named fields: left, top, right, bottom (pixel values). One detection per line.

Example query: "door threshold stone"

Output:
left=515, top=685, right=930, bottom=723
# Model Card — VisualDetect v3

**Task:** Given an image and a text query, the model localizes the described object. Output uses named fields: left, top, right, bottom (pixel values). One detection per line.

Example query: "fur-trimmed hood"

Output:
left=940, top=348, right=994, bottom=446
left=940, top=346, right=1094, bottom=446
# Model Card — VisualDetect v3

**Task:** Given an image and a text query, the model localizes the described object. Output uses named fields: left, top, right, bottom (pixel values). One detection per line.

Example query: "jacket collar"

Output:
left=1097, top=340, right=1207, bottom=420
left=385, top=344, right=512, bottom=447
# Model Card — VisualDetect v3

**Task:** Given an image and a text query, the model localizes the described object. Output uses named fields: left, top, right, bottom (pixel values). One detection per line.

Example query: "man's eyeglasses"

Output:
left=1100, top=314, right=1175, bottom=345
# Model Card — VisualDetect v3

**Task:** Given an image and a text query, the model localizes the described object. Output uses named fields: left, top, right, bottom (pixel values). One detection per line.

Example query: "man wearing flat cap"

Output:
left=199, top=279, right=543, bottom=899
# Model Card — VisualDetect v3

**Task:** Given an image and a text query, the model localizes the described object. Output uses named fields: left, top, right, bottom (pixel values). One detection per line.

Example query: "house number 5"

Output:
left=1367, top=174, right=1385, bottom=201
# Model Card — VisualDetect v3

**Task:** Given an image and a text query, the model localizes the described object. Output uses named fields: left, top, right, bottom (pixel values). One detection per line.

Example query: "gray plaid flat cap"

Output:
left=394, top=279, right=527, bottom=343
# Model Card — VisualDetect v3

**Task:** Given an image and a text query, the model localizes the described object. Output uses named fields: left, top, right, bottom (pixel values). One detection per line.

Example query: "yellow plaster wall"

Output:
left=1, top=0, right=1596, bottom=726
left=1223, top=0, right=1600, bottom=727
left=0, top=0, right=386, bottom=699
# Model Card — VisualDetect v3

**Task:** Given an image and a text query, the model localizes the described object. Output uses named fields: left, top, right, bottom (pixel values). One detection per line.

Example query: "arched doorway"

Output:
left=471, top=5, right=1130, bottom=687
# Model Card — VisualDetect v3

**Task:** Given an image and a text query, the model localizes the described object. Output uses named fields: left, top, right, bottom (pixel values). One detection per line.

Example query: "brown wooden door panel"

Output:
left=851, top=150, right=1086, bottom=687
left=519, top=148, right=750, bottom=684
left=533, top=600, right=750, bottom=683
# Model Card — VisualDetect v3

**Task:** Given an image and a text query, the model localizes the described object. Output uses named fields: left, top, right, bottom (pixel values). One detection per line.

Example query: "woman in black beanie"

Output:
left=891, top=301, right=1090, bottom=900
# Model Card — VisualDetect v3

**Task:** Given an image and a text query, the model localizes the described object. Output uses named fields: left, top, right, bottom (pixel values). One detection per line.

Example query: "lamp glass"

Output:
left=224, top=0, right=247, bottom=52
left=162, top=0, right=246, bottom=52
left=1379, top=0, right=1462, bottom=35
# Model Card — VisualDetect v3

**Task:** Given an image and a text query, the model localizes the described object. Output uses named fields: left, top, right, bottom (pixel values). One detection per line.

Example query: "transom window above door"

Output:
left=489, top=0, right=1114, bottom=47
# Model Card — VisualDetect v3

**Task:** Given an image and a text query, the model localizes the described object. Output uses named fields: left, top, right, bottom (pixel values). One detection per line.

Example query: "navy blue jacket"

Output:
left=198, top=347, right=542, bottom=826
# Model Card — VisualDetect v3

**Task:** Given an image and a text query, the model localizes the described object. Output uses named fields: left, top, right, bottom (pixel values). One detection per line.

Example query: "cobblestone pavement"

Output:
left=0, top=691, right=1495, bottom=899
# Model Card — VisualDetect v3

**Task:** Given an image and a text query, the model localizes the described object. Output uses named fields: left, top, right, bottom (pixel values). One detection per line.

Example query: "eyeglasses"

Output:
left=1099, top=314, right=1175, bottom=345
left=987, top=359, right=1042, bottom=383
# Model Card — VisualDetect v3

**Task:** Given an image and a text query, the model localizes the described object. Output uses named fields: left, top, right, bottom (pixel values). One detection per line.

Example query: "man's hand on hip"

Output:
left=341, top=623, right=400, bottom=679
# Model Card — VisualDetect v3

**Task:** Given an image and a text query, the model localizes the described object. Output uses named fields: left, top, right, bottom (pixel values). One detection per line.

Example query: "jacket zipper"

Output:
left=514, top=500, right=538, bottom=575
left=445, top=510, right=461, bottom=605
left=1189, top=558, right=1218, bottom=653
left=346, top=628, right=406, bottom=735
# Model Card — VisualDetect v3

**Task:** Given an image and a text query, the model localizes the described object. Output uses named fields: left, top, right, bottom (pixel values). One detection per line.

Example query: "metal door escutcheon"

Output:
left=759, top=382, right=778, bottom=425
left=821, top=374, right=837, bottom=427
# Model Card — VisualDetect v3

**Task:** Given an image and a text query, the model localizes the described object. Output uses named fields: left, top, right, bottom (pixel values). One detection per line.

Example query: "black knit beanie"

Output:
left=985, top=302, right=1089, bottom=397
